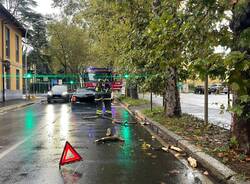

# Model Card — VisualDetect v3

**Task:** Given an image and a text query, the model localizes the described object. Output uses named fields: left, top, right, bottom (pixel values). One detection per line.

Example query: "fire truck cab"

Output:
left=83, top=67, right=122, bottom=91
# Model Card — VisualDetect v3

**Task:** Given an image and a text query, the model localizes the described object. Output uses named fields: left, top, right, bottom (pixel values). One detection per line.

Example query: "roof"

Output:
left=0, top=4, right=26, bottom=37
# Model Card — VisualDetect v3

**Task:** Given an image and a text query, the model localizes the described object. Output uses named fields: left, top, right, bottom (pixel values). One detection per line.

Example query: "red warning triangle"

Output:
left=59, top=141, right=82, bottom=166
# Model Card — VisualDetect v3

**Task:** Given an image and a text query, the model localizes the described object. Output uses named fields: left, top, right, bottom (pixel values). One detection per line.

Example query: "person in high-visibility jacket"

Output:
left=95, top=80, right=104, bottom=116
left=103, top=80, right=112, bottom=116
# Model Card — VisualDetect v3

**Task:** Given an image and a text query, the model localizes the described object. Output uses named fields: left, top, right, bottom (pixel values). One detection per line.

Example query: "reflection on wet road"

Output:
left=0, top=102, right=216, bottom=183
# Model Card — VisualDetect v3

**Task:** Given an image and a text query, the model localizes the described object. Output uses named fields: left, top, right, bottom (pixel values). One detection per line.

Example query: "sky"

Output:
left=35, top=0, right=60, bottom=15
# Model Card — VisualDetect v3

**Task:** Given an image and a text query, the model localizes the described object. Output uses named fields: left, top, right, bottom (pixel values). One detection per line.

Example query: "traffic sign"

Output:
left=59, top=141, right=82, bottom=168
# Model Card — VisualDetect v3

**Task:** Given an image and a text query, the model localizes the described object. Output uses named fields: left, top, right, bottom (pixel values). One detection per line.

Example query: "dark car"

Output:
left=210, top=84, right=223, bottom=94
left=47, top=85, right=70, bottom=103
left=194, top=85, right=211, bottom=94
left=71, top=88, right=96, bottom=104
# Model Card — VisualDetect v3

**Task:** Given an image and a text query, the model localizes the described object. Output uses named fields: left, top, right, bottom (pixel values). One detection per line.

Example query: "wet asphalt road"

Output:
left=0, top=102, right=216, bottom=184
left=140, top=93, right=232, bottom=129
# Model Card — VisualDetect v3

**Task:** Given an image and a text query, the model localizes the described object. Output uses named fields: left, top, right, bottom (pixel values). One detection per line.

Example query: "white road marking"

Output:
left=0, top=137, right=30, bottom=160
left=0, top=106, right=71, bottom=160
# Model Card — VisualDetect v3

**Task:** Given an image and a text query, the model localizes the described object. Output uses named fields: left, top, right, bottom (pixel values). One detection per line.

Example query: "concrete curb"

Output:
left=117, top=99, right=248, bottom=184
left=0, top=101, right=36, bottom=113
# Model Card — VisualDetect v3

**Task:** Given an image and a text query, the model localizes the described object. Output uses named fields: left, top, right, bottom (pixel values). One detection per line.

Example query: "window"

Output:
left=15, top=35, right=19, bottom=62
left=86, top=72, right=113, bottom=82
left=5, top=27, right=10, bottom=58
left=6, top=67, right=10, bottom=89
left=16, top=69, right=20, bottom=90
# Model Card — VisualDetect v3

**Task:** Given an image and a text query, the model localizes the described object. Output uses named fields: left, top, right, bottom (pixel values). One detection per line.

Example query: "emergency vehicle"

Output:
left=83, top=67, right=122, bottom=91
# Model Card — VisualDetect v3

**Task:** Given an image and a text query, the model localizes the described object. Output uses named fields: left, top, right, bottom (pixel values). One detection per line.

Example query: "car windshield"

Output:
left=52, top=85, right=67, bottom=93
left=86, top=72, right=112, bottom=82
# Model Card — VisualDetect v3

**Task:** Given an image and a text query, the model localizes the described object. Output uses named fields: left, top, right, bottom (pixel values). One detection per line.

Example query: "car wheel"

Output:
left=47, top=99, right=51, bottom=104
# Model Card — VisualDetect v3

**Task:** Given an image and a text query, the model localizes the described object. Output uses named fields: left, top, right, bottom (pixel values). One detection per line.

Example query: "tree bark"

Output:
left=129, top=85, right=138, bottom=99
left=231, top=93, right=250, bottom=154
left=230, top=1, right=250, bottom=154
left=165, top=67, right=181, bottom=117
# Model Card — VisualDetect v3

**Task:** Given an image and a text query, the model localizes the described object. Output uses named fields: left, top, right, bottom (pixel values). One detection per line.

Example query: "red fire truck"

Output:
left=83, top=67, right=122, bottom=91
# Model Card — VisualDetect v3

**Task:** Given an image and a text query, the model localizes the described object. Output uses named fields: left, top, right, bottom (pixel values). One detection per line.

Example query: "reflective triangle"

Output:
left=59, top=141, right=82, bottom=166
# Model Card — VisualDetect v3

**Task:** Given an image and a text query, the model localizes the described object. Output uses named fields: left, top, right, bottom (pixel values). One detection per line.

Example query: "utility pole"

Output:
left=1, top=20, right=6, bottom=102
left=204, top=73, right=209, bottom=124
left=2, top=64, right=5, bottom=102
left=150, top=91, right=153, bottom=111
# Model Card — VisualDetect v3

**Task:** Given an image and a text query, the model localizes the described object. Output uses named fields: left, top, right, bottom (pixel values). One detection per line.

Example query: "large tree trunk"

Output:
left=164, top=67, right=181, bottom=117
left=129, top=85, right=138, bottom=99
left=126, top=83, right=138, bottom=99
left=152, top=0, right=181, bottom=117
left=231, top=94, right=250, bottom=154
left=230, top=1, right=250, bottom=153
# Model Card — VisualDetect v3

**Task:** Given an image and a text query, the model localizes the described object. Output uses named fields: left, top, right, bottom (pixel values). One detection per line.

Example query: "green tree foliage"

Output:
left=52, top=0, right=250, bottom=152
left=47, top=19, right=90, bottom=75
left=227, top=0, right=250, bottom=153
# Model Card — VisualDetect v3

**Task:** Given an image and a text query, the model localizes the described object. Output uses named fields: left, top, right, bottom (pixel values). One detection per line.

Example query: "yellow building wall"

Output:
left=0, top=20, right=23, bottom=91
left=0, top=19, right=3, bottom=92
left=0, top=63, right=2, bottom=91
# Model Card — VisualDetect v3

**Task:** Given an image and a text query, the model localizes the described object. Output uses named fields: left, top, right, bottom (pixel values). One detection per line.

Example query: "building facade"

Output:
left=0, top=4, right=26, bottom=102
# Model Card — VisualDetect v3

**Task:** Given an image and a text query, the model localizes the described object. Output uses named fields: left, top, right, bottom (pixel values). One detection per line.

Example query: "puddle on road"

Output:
left=60, top=167, right=83, bottom=184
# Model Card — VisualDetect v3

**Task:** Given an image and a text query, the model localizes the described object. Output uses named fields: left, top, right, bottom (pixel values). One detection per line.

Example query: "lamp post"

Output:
left=24, top=29, right=29, bottom=99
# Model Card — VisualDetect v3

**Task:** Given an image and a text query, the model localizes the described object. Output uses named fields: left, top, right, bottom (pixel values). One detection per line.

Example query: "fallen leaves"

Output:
left=162, top=147, right=169, bottom=152
left=187, top=157, right=197, bottom=168
left=203, top=171, right=209, bottom=176
left=140, top=121, right=150, bottom=126
left=246, top=157, right=250, bottom=162
left=141, top=142, right=151, bottom=150
left=170, top=146, right=183, bottom=152
left=217, top=152, right=224, bottom=158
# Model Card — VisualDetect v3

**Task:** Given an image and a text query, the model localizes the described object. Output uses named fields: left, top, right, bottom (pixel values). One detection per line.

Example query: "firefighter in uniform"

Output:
left=95, top=80, right=104, bottom=116
left=103, top=79, right=112, bottom=116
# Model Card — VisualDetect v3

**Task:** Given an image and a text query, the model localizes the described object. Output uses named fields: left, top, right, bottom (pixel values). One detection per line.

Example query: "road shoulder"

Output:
left=0, top=100, right=37, bottom=113
left=116, top=98, right=248, bottom=184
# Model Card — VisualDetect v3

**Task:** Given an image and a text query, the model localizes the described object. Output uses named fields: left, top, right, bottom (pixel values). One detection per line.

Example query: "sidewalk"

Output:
left=0, top=99, right=36, bottom=113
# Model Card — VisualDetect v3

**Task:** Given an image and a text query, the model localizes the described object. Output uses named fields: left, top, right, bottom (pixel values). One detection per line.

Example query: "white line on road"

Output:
left=0, top=106, right=71, bottom=160
left=0, top=137, right=31, bottom=160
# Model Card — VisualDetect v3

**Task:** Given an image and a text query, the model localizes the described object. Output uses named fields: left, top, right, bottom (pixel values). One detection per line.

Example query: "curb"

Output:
left=0, top=101, right=36, bottom=113
left=117, top=99, right=248, bottom=184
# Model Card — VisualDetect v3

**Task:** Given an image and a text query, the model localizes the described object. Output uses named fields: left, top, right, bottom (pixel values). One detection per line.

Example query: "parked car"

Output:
left=194, top=85, right=211, bottom=94
left=210, top=84, right=223, bottom=94
left=47, top=85, right=70, bottom=103
left=71, top=88, right=95, bottom=104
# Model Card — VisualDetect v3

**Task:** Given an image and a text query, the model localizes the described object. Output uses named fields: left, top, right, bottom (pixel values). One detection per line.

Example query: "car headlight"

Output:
left=62, top=92, right=68, bottom=96
left=48, top=91, right=53, bottom=96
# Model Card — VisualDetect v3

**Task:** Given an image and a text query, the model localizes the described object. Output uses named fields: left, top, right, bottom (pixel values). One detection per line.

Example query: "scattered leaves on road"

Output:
left=187, top=157, right=197, bottom=168
left=170, top=146, right=183, bottom=152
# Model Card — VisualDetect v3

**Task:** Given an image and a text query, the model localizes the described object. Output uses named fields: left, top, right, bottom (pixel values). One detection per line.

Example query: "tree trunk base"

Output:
left=165, top=67, right=181, bottom=117
left=232, top=114, right=250, bottom=154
